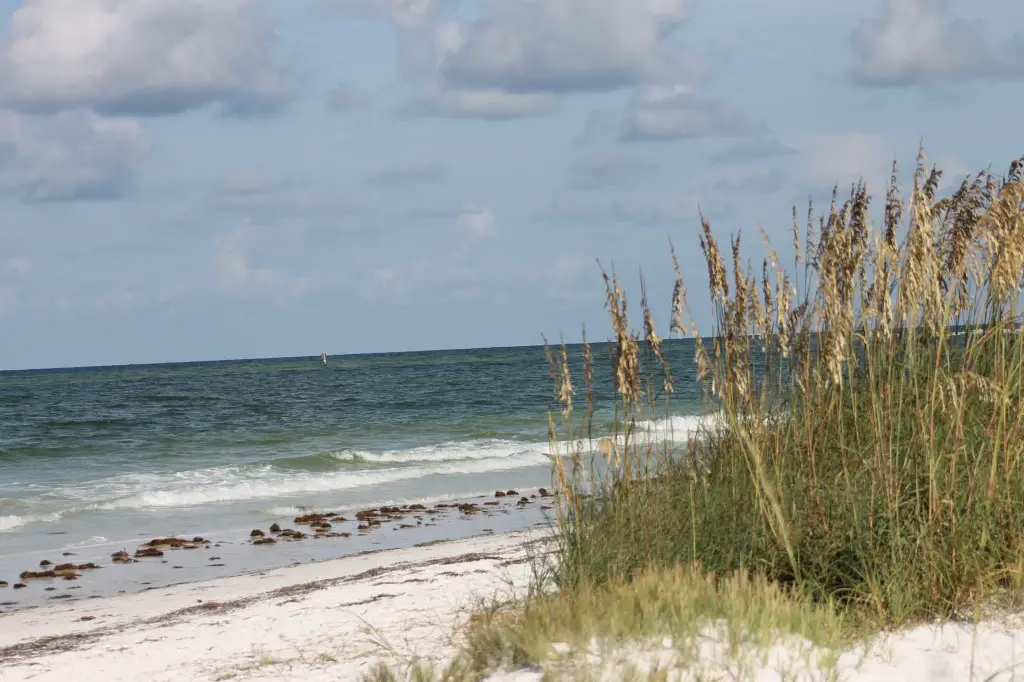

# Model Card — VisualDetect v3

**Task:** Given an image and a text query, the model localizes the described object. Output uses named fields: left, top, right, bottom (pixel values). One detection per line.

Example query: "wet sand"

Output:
left=0, top=488, right=555, bottom=613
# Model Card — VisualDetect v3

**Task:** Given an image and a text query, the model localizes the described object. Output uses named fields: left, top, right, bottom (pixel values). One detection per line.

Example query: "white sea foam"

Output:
left=324, top=439, right=545, bottom=464
left=551, top=413, right=721, bottom=455
left=0, top=512, right=63, bottom=532
left=1, top=414, right=715, bottom=528
left=91, top=449, right=551, bottom=511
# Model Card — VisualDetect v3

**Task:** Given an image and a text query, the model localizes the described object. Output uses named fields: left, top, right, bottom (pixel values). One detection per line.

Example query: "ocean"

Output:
left=0, top=342, right=705, bottom=609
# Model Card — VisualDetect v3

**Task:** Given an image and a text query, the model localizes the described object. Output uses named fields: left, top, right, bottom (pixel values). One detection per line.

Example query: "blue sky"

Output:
left=0, top=0, right=1022, bottom=370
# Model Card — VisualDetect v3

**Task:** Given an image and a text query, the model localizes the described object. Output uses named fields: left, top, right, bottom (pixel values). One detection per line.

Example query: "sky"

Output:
left=0, top=0, right=1022, bottom=370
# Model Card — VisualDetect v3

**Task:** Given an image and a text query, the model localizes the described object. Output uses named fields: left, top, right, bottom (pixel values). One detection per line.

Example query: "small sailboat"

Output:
left=321, top=352, right=328, bottom=365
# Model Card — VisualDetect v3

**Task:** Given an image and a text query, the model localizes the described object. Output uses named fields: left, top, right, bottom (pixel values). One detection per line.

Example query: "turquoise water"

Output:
left=0, top=342, right=705, bottom=590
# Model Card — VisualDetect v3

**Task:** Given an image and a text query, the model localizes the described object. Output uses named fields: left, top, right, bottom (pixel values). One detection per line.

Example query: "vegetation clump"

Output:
left=545, top=149, right=1024, bottom=625
left=367, top=149, right=1024, bottom=680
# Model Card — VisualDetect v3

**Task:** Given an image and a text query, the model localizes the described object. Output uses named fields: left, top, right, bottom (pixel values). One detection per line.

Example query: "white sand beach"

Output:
left=0, top=530, right=548, bottom=682
left=3, top=528, right=1024, bottom=682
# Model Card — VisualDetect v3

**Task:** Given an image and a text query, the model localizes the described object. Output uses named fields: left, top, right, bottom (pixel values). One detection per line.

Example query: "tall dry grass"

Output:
left=545, top=149, right=1024, bottom=625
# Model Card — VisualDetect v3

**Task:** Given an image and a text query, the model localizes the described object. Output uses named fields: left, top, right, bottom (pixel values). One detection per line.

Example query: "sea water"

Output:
left=0, top=342, right=708, bottom=608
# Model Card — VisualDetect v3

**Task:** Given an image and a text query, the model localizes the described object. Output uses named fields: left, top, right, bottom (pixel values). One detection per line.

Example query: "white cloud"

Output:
left=326, top=83, right=366, bottom=112
left=0, top=109, right=149, bottom=202
left=368, top=162, right=447, bottom=185
left=364, top=0, right=718, bottom=120
left=849, top=0, right=1014, bottom=86
left=399, top=86, right=557, bottom=119
left=435, top=0, right=690, bottom=94
left=6, top=256, right=33, bottom=277
left=0, top=0, right=290, bottom=116
left=208, top=170, right=362, bottom=237
left=620, top=85, right=753, bottom=141
left=790, top=132, right=969, bottom=198
left=569, top=151, right=658, bottom=190
left=212, top=229, right=312, bottom=299
left=536, top=193, right=725, bottom=226
left=455, top=205, right=497, bottom=240
left=710, top=137, right=798, bottom=165
left=545, top=253, right=596, bottom=287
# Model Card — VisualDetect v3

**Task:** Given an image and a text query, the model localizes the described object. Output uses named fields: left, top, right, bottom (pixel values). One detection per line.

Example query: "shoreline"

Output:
left=0, top=528, right=554, bottom=681
left=0, top=487, right=557, bottom=614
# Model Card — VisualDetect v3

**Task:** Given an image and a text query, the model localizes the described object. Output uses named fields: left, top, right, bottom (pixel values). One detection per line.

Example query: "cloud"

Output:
left=367, top=162, right=447, bottom=185
left=0, top=0, right=290, bottom=117
left=620, top=86, right=754, bottom=142
left=849, top=0, right=1021, bottom=87
left=455, top=205, right=497, bottom=240
left=709, top=137, right=798, bottom=164
left=714, top=168, right=788, bottom=195
left=5, top=256, right=33, bottom=277
left=568, top=151, right=658, bottom=190
left=789, top=132, right=968, bottom=200
left=398, top=86, right=557, bottom=119
left=434, top=0, right=690, bottom=94
left=360, top=0, right=713, bottom=120
left=0, top=109, right=149, bottom=202
left=212, top=229, right=313, bottom=299
left=207, top=170, right=361, bottom=237
left=326, top=83, right=366, bottom=112
left=214, top=170, right=292, bottom=199
left=536, top=193, right=726, bottom=227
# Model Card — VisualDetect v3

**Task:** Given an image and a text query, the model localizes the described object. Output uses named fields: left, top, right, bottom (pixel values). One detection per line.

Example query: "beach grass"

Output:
left=365, top=148, right=1024, bottom=680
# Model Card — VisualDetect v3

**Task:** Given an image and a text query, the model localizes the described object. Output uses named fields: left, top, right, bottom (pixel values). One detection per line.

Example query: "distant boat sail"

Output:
left=321, top=352, right=328, bottom=365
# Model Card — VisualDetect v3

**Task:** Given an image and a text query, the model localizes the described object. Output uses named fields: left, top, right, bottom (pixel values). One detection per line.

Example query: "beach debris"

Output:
left=253, top=537, right=276, bottom=545
left=39, top=560, right=52, bottom=567
left=62, top=552, right=75, bottom=556
left=294, top=513, right=331, bottom=525
left=78, top=615, right=96, bottom=622
left=0, top=581, right=7, bottom=587
left=18, top=562, right=96, bottom=581
left=111, top=550, right=137, bottom=564
left=140, top=537, right=206, bottom=551
left=134, top=548, right=164, bottom=558
left=12, top=583, right=26, bottom=589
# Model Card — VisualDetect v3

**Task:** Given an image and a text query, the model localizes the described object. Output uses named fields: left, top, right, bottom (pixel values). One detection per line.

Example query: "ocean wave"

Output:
left=232, top=438, right=548, bottom=474
left=0, top=512, right=64, bottom=532
left=89, top=449, right=550, bottom=510
left=0, top=413, right=716, bottom=528
left=551, top=413, right=721, bottom=453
